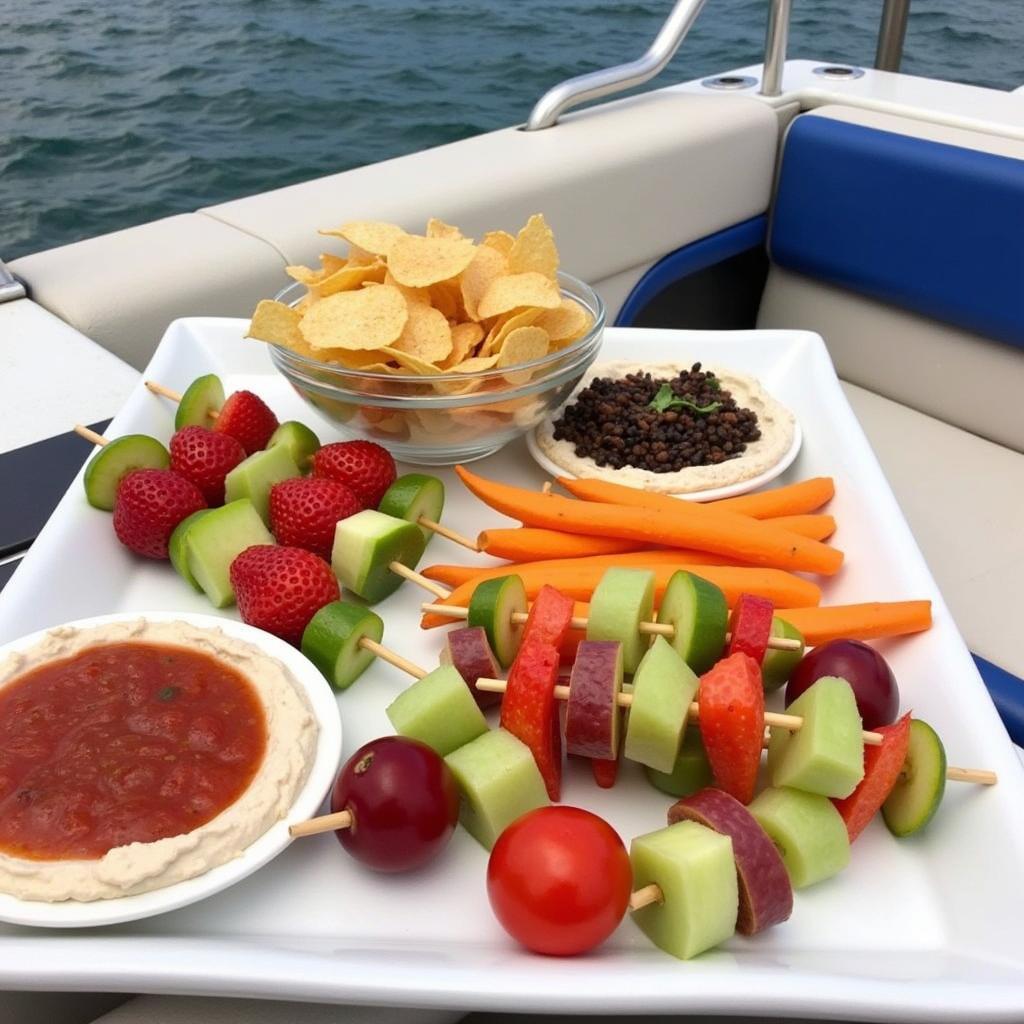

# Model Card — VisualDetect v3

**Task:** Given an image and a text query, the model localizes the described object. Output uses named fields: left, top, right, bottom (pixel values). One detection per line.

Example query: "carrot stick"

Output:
left=478, top=528, right=646, bottom=562
left=458, top=466, right=843, bottom=576
left=771, top=514, right=836, bottom=541
left=775, top=602, right=932, bottom=645
left=420, top=564, right=821, bottom=628
left=713, top=477, right=835, bottom=517
left=424, top=548, right=739, bottom=589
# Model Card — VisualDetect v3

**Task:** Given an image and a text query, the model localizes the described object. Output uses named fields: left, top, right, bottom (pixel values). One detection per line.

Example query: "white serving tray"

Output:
left=1, top=322, right=1023, bottom=1020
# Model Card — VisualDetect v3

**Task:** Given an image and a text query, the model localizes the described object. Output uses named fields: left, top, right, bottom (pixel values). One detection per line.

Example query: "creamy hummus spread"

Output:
left=0, top=619, right=317, bottom=902
left=535, top=361, right=796, bottom=494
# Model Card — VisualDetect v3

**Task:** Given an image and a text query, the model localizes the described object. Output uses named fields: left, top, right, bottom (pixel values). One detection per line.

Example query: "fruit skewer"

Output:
left=472, top=675, right=996, bottom=784
left=145, top=378, right=456, bottom=543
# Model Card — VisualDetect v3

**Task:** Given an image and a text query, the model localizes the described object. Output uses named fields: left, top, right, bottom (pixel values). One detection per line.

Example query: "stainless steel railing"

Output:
left=0, top=260, right=26, bottom=304
left=525, top=0, right=914, bottom=130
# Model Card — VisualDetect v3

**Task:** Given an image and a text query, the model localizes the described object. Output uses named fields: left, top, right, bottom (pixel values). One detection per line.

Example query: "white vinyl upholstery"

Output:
left=10, top=92, right=778, bottom=369
left=842, top=381, right=1024, bottom=678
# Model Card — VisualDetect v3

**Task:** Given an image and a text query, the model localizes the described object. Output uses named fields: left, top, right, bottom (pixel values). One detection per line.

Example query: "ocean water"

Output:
left=3, top=0, right=1022, bottom=261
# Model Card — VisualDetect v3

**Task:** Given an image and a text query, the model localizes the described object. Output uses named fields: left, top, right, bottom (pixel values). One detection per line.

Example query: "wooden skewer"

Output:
left=359, top=636, right=427, bottom=679
left=389, top=561, right=450, bottom=599
left=74, top=425, right=108, bottom=446
left=289, top=808, right=352, bottom=838
left=145, top=380, right=220, bottom=420
left=420, top=601, right=803, bottom=653
left=472, top=678, right=996, bottom=784
left=629, top=883, right=664, bottom=911
left=416, top=516, right=479, bottom=551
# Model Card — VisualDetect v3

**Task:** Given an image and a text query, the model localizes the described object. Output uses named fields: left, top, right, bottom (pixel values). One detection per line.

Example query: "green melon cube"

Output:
left=223, top=444, right=300, bottom=524
left=749, top=786, right=850, bottom=888
left=386, top=666, right=488, bottom=757
left=444, top=729, right=549, bottom=849
left=768, top=675, right=865, bottom=798
left=630, top=820, right=738, bottom=960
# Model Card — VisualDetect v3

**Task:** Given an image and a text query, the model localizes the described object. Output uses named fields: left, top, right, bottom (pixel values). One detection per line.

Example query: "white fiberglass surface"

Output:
left=0, top=323, right=1021, bottom=1018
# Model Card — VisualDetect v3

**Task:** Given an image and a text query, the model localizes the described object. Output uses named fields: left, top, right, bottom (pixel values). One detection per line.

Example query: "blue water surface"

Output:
left=2, top=0, right=1022, bottom=260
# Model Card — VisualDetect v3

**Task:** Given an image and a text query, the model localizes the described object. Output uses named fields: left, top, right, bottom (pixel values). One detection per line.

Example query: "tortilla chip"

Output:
left=443, top=321, right=484, bottom=367
left=497, top=326, right=550, bottom=384
left=426, top=218, right=465, bottom=240
left=460, top=244, right=508, bottom=321
left=300, top=284, right=408, bottom=350
left=388, top=234, right=476, bottom=288
left=246, top=300, right=304, bottom=346
left=480, top=306, right=543, bottom=357
left=534, top=297, right=593, bottom=341
left=392, top=301, right=453, bottom=363
left=481, top=230, right=515, bottom=257
left=477, top=271, right=560, bottom=319
left=312, top=260, right=387, bottom=299
left=320, top=220, right=406, bottom=256
left=508, top=214, right=559, bottom=279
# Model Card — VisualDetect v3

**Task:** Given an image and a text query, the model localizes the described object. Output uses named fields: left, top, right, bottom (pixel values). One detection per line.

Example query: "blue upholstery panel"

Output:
left=616, top=215, right=767, bottom=326
left=973, top=654, right=1024, bottom=748
left=771, top=116, right=1024, bottom=347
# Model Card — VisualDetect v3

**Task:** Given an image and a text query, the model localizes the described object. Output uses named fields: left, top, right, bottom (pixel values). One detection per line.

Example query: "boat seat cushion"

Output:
left=770, top=105, right=1024, bottom=347
left=841, top=381, right=1024, bottom=681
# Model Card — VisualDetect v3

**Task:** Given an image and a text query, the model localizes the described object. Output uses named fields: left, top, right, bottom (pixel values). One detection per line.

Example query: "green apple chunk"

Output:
left=175, top=373, right=225, bottom=430
left=467, top=574, right=527, bottom=669
left=185, top=498, right=274, bottom=607
left=657, top=570, right=728, bottom=674
left=749, top=786, right=850, bottom=888
left=169, top=509, right=214, bottom=591
left=268, top=420, right=321, bottom=469
left=444, top=728, right=549, bottom=849
left=882, top=718, right=947, bottom=837
left=768, top=675, right=864, bottom=798
left=83, top=434, right=170, bottom=511
left=378, top=473, right=445, bottom=546
left=224, top=444, right=300, bottom=525
left=644, top=729, right=713, bottom=798
left=332, top=509, right=427, bottom=604
left=624, top=636, right=699, bottom=773
left=386, top=665, right=488, bottom=757
left=587, top=567, right=655, bottom=673
left=760, top=617, right=805, bottom=693
left=301, top=601, right=384, bottom=691
left=630, top=820, right=738, bottom=960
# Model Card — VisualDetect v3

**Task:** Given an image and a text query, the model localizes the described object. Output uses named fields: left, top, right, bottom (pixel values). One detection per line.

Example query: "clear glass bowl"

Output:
left=268, top=272, right=605, bottom=465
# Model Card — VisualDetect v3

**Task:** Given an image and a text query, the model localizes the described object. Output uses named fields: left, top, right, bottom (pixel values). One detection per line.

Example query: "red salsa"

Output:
left=0, top=642, right=267, bottom=860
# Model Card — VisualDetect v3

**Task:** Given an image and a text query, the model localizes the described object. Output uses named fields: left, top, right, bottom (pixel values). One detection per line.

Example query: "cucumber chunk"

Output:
left=644, top=729, right=714, bottom=798
left=630, top=820, right=738, bottom=960
left=185, top=498, right=274, bottom=607
left=658, top=571, right=729, bottom=674
left=587, top=567, right=655, bottom=673
left=269, top=420, right=321, bottom=469
left=175, top=374, right=225, bottom=430
left=749, top=786, right=850, bottom=889
left=169, top=509, right=214, bottom=591
left=760, top=617, right=805, bottom=693
left=767, top=675, right=864, bottom=799
left=386, top=665, right=488, bottom=756
left=625, top=636, right=699, bottom=773
left=83, top=434, right=170, bottom=511
left=378, top=474, right=445, bottom=545
left=301, top=601, right=384, bottom=691
left=467, top=574, right=527, bottom=669
left=444, top=729, right=549, bottom=850
left=882, top=718, right=947, bottom=837
left=223, top=444, right=300, bottom=524
left=332, top=509, right=427, bottom=604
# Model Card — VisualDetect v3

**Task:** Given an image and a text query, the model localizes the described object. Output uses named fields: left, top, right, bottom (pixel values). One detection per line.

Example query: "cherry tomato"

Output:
left=486, top=806, right=632, bottom=956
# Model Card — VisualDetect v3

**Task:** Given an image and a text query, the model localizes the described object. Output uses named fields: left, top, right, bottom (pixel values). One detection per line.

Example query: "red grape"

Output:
left=330, top=736, right=459, bottom=873
left=487, top=806, right=632, bottom=956
left=786, top=640, right=899, bottom=728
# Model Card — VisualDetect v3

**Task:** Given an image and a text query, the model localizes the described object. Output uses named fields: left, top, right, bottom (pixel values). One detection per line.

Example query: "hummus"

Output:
left=0, top=619, right=317, bottom=902
left=535, top=361, right=797, bottom=495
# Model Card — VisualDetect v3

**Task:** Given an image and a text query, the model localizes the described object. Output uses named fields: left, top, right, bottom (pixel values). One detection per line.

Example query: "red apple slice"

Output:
left=668, top=787, right=793, bottom=935
left=565, top=640, right=623, bottom=760
left=441, top=627, right=501, bottom=709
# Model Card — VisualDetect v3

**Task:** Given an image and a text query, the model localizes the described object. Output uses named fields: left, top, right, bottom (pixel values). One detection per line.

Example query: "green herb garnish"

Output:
left=649, top=383, right=722, bottom=415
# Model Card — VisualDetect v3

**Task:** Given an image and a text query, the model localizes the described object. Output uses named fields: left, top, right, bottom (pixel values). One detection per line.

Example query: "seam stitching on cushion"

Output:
left=197, top=210, right=289, bottom=264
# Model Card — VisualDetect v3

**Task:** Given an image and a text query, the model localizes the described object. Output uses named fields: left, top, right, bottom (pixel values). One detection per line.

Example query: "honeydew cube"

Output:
left=767, top=676, right=865, bottom=798
left=749, top=786, right=851, bottom=888
left=223, top=444, right=300, bottom=524
left=444, top=729, right=549, bottom=850
left=587, top=567, right=655, bottom=673
left=386, top=665, right=488, bottom=757
left=630, top=820, right=738, bottom=960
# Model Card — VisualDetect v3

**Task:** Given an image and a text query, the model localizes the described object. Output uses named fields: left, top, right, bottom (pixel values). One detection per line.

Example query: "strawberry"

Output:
left=697, top=653, right=765, bottom=804
left=229, top=545, right=339, bottom=646
left=269, top=477, right=361, bottom=560
left=113, top=469, right=207, bottom=560
left=170, top=425, right=246, bottom=505
left=312, top=440, right=396, bottom=509
left=213, top=391, right=279, bottom=454
left=727, top=593, right=775, bottom=665
left=833, top=713, right=911, bottom=842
